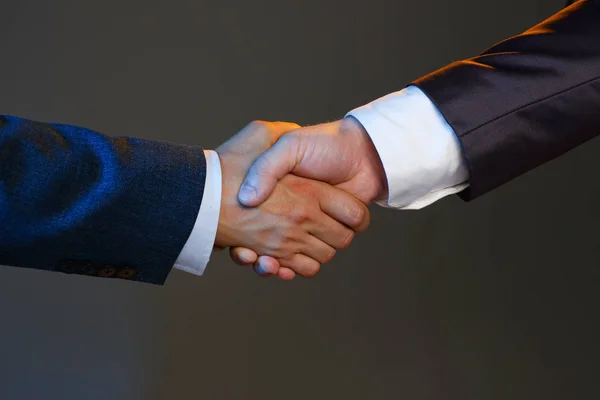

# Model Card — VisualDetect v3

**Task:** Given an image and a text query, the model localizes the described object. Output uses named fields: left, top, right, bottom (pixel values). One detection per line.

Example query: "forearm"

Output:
left=413, top=0, right=600, bottom=199
left=346, top=1, right=600, bottom=206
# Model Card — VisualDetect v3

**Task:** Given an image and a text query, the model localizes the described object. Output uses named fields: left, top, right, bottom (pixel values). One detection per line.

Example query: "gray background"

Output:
left=0, top=1, right=596, bottom=399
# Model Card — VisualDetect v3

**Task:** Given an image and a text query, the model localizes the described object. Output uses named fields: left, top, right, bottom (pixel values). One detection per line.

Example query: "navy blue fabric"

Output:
left=413, top=0, right=600, bottom=200
left=0, top=115, right=206, bottom=285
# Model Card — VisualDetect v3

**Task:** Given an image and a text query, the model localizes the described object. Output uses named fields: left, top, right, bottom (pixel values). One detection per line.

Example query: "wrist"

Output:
left=341, top=116, right=388, bottom=201
left=214, top=150, right=230, bottom=249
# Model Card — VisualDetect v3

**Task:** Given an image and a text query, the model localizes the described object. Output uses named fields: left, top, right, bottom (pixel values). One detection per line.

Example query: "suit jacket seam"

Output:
left=459, top=74, right=600, bottom=138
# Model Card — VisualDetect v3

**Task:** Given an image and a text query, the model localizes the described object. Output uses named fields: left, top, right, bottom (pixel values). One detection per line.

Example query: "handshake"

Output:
left=213, top=117, right=387, bottom=280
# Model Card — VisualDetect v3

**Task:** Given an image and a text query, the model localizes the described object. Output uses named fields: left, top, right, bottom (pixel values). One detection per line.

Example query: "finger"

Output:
left=220, top=120, right=300, bottom=154
left=229, top=247, right=259, bottom=266
left=249, top=121, right=300, bottom=145
left=253, top=255, right=280, bottom=277
left=318, top=185, right=371, bottom=232
left=278, top=254, right=321, bottom=278
left=238, top=134, right=303, bottom=207
left=299, top=234, right=336, bottom=265
left=277, top=267, right=296, bottom=280
left=308, top=212, right=356, bottom=249
left=250, top=258, right=296, bottom=280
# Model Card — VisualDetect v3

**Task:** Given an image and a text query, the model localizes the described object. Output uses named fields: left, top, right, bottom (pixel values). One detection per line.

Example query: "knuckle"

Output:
left=267, top=240, right=292, bottom=259
left=359, top=208, right=371, bottom=231
left=279, top=132, right=296, bottom=144
left=350, top=205, right=366, bottom=226
left=278, top=133, right=301, bottom=152
left=289, top=203, right=311, bottom=224
left=270, top=233, right=302, bottom=258
left=295, top=180, right=317, bottom=198
left=284, top=122, right=301, bottom=131
left=268, top=248, right=287, bottom=260
left=249, top=120, right=268, bottom=130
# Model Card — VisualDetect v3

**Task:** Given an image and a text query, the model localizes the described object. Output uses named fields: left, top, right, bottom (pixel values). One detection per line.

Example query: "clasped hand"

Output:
left=214, top=118, right=387, bottom=280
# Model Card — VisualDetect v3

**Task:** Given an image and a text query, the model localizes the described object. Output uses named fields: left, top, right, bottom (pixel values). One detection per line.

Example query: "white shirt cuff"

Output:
left=346, top=85, right=469, bottom=210
left=173, top=150, right=222, bottom=276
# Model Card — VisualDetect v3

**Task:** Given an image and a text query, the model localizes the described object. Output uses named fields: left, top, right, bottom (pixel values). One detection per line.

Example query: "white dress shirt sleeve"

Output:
left=173, top=150, right=222, bottom=276
left=346, top=85, right=470, bottom=210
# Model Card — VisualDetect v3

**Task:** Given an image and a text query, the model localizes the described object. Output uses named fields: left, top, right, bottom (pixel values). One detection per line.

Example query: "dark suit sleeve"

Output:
left=412, top=0, right=600, bottom=200
left=0, top=115, right=206, bottom=285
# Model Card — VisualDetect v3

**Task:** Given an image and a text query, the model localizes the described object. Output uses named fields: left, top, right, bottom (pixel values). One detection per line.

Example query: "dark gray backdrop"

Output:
left=1, top=1, right=596, bottom=399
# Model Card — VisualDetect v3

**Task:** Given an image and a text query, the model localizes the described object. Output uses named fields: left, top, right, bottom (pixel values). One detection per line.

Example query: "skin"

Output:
left=229, top=117, right=387, bottom=279
left=214, top=120, right=370, bottom=278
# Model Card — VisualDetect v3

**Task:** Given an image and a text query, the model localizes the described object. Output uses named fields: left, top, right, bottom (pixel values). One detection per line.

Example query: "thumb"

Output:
left=238, top=134, right=302, bottom=206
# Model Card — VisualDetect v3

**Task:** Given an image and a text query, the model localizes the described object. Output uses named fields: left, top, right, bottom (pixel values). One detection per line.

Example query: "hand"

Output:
left=239, top=117, right=387, bottom=205
left=229, top=117, right=387, bottom=277
left=215, top=120, right=370, bottom=278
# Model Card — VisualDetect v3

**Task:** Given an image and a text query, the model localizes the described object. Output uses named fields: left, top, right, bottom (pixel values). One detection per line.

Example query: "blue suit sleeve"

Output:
left=0, top=115, right=206, bottom=285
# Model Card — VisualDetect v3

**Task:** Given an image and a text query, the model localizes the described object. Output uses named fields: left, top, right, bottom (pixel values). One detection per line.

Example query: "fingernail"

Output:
left=238, top=183, right=256, bottom=204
